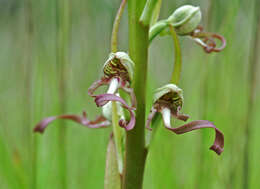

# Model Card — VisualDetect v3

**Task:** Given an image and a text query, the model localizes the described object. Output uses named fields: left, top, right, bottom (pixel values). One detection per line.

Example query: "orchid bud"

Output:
left=153, top=84, right=184, bottom=112
left=103, top=52, right=135, bottom=82
left=167, top=5, right=201, bottom=35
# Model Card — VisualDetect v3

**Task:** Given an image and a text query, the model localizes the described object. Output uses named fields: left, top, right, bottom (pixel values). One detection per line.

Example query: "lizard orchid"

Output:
left=34, top=51, right=137, bottom=133
left=146, top=84, right=224, bottom=155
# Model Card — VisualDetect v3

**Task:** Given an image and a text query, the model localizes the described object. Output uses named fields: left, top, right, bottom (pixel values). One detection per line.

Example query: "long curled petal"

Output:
left=88, top=78, right=111, bottom=97
left=164, top=119, right=224, bottom=155
left=95, top=94, right=136, bottom=131
left=118, top=109, right=135, bottom=131
left=34, top=111, right=110, bottom=134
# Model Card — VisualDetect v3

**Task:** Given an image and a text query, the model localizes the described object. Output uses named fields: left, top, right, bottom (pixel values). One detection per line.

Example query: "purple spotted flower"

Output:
left=146, top=84, right=224, bottom=155
left=34, top=52, right=136, bottom=133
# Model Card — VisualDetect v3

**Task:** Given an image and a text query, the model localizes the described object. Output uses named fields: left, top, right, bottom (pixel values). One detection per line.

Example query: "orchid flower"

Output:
left=34, top=51, right=137, bottom=133
left=146, top=84, right=224, bottom=155
left=149, top=5, right=226, bottom=53
left=88, top=51, right=137, bottom=130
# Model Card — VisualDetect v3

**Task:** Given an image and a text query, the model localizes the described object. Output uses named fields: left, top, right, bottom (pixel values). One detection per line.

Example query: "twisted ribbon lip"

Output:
left=190, top=25, right=226, bottom=53
left=95, top=93, right=136, bottom=131
left=145, top=104, right=224, bottom=155
left=88, top=76, right=137, bottom=109
left=34, top=111, right=110, bottom=134
left=164, top=119, right=224, bottom=155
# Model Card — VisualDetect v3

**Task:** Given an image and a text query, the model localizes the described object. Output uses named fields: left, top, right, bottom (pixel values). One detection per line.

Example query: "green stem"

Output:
left=139, top=0, right=158, bottom=26
left=111, top=0, right=127, bottom=52
left=169, top=25, right=182, bottom=85
left=110, top=0, right=127, bottom=176
left=149, top=20, right=168, bottom=43
left=123, top=0, right=148, bottom=188
left=111, top=102, right=123, bottom=174
left=56, top=0, right=70, bottom=188
left=150, top=0, right=162, bottom=26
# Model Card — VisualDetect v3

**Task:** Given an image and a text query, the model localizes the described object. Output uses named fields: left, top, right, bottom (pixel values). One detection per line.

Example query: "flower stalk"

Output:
left=123, top=0, right=148, bottom=188
left=110, top=0, right=128, bottom=176
left=139, top=0, right=158, bottom=26
left=111, top=0, right=127, bottom=52
left=169, top=25, right=182, bottom=85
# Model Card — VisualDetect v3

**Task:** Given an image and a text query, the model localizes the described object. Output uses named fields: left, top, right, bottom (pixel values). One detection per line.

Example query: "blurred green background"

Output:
left=0, top=0, right=259, bottom=188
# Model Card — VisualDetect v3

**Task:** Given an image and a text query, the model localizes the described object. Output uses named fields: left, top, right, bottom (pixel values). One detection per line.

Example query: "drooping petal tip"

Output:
left=34, top=116, right=57, bottom=134
left=210, top=144, right=223, bottom=155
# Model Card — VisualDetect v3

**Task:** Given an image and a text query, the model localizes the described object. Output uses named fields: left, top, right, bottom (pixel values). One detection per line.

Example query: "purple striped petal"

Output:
left=95, top=93, right=136, bottom=131
left=34, top=111, right=110, bottom=134
left=164, top=120, right=224, bottom=155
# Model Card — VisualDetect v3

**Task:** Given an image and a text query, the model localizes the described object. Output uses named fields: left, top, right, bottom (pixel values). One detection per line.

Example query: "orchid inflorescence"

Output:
left=34, top=4, right=225, bottom=164
left=34, top=52, right=224, bottom=155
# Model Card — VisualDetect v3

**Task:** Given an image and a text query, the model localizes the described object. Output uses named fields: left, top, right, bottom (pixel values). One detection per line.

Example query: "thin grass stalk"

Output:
left=197, top=1, right=213, bottom=188
left=123, top=0, right=148, bottom=188
left=56, top=0, right=70, bottom=188
left=243, top=1, right=260, bottom=188
left=24, top=0, right=35, bottom=188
